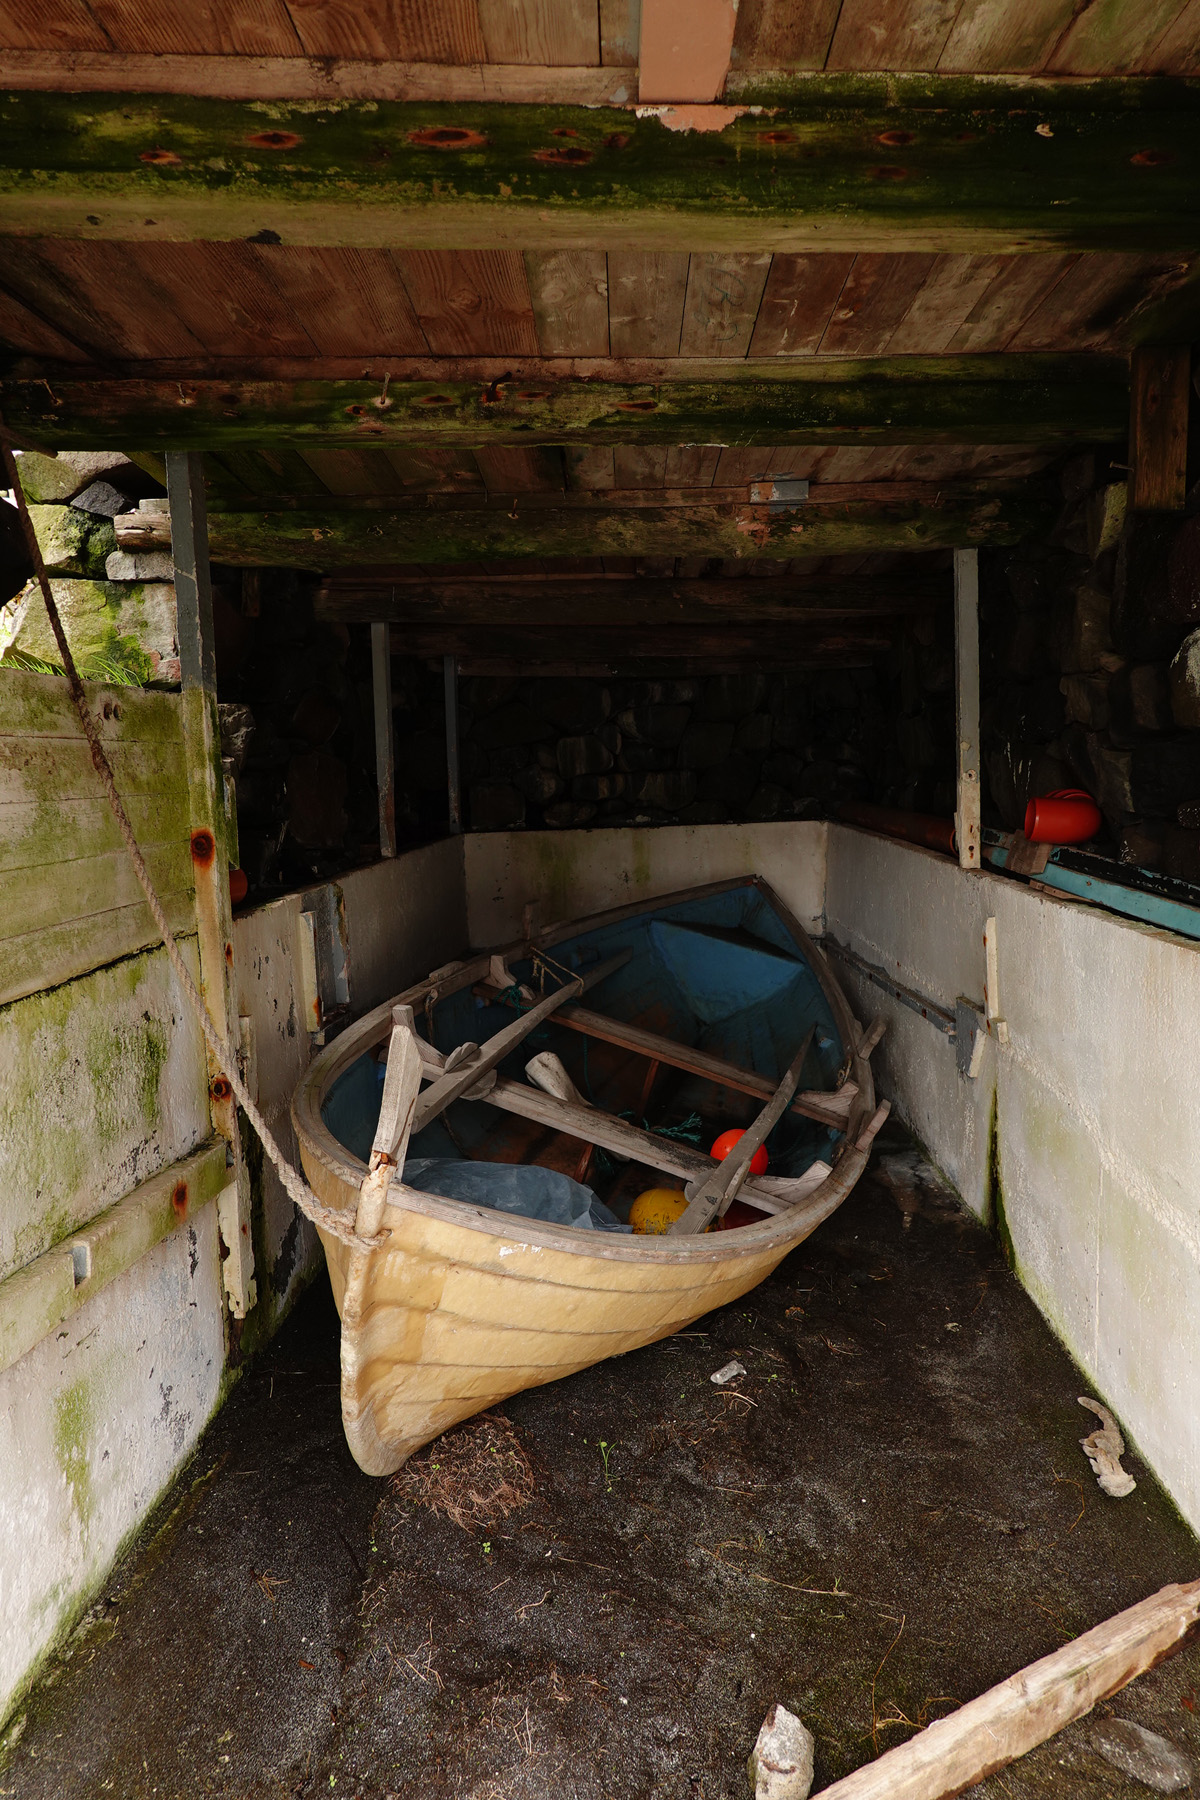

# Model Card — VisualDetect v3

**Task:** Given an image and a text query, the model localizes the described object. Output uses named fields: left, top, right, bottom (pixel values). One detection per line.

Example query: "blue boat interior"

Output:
left=322, top=881, right=845, bottom=1231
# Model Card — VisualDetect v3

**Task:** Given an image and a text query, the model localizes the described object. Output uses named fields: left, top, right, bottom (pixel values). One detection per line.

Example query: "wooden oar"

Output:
left=670, top=1027, right=817, bottom=1236
left=477, top=987, right=857, bottom=1130
left=410, top=949, right=630, bottom=1137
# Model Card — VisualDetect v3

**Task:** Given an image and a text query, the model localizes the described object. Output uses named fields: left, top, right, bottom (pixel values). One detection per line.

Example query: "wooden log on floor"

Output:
left=812, top=1578, right=1200, bottom=1800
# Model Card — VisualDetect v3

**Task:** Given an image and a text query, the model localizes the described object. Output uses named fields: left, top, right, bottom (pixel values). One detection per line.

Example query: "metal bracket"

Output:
left=749, top=476, right=810, bottom=512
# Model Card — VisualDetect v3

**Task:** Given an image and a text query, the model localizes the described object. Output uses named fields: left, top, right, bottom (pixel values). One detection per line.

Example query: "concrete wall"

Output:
left=825, top=823, right=1200, bottom=1535
left=463, top=820, right=827, bottom=947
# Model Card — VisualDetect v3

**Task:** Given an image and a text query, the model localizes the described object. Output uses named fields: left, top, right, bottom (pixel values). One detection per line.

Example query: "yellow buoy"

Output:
left=629, top=1187, right=689, bottom=1234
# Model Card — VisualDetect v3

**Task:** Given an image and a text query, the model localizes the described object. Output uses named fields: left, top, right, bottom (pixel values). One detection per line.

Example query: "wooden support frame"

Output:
left=4, top=360, right=1129, bottom=452
left=444, top=653, right=462, bottom=836
left=1130, top=346, right=1192, bottom=512
left=167, top=448, right=256, bottom=1318
left=0, top=83, right=1196, bottom=253
left=953, top=546, right=982, bottom=873
left=371, top=621, right=396, bottom=859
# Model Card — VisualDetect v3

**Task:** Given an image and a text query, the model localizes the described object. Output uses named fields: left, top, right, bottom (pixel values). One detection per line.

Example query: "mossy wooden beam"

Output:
left=314, top=573, right=944, bottom=625
left=369, top=624, right=898, bottom=664
left=0, top=79, right=1196, bottom=253
left=192, top=489, right=1048, bottom=568
left=2, top=358, right=1128, bottom=451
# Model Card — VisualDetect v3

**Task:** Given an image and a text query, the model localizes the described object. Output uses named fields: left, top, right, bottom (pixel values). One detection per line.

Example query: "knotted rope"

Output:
left=2, top=438, right=380, bottom=1253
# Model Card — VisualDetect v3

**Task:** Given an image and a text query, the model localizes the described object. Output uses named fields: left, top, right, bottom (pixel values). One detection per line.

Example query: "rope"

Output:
left=2, top=440, right=381, bottom=1254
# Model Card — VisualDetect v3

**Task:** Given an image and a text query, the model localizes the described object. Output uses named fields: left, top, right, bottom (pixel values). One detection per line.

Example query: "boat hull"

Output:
left=292, top=876, right=875, bottom=1475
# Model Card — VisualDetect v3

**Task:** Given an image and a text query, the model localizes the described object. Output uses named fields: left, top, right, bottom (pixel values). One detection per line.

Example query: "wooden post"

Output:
left=953, top=547, right=981, bottom=873
left=166, top=449, right=256, bottom=1319
left=1130, top=346, right=1191, bottom=512
left=444, top=652, right=462, bottom=835
left=371, top=621, right=396, bottom=858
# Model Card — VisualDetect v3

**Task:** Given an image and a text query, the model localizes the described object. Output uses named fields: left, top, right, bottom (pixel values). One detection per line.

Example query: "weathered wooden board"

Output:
left=0, top=82, right=1196, bottom=252
left=1130, top=344, right=1191, bottom=510
left=2, top=357, right=1129, bottom=450
left=0, top=669, right=195, bottom=1003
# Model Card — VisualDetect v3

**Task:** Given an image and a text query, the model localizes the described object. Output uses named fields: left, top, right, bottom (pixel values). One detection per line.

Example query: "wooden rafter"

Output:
left=1, top=358, right=1129, bottom=451
left=0, top=81, right=1196, bottom=253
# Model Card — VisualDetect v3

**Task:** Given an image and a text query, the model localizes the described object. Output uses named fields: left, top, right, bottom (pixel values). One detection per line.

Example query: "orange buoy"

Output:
left=229, top=866, right=249, bottom=905
left=710, top=1129, right=768, bottom=1176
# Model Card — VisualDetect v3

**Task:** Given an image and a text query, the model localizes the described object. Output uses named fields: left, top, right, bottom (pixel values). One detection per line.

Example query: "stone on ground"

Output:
left=1090, top=1718, right=1195, bottom=1792
left=748, top=1704, right=814, bottom=1800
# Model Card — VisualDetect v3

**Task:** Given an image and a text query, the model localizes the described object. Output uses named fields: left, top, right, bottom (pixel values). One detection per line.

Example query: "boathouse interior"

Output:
left=3, top=4, right=1200, bottom=1795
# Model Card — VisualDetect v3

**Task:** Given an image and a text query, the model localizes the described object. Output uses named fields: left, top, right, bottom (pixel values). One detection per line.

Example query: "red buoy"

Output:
left=710, top=1128, right=768, bottom=1176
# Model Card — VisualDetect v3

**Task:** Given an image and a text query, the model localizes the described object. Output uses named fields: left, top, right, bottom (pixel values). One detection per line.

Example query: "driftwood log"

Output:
left=814, top=1578, right=1200, bottom=1799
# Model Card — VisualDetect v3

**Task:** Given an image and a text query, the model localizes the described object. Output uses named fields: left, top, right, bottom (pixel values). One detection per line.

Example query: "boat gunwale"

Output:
left=291, top=875, right=875, bottom=1268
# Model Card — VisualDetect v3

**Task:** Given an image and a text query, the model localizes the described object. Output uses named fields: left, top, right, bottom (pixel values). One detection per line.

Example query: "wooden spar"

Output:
left=671, top=1027, right=817, bottom=1235
left=411, top=1035, right=813, bottom=1217
left=13, top=360, right=1129, bottom=451
left=370, top=621, right=396, bottom=859
left=953, top=547, right=982, bottom=873
left=813, top=1578, right=1200, bottom=1800
left=354, top=1006, right=423, bottom=1239
left=410, top=950, right=631, bottom=1134
left=0, top=83, right=1196, bottom=254
left=479, top=987, right=857, bottom=1130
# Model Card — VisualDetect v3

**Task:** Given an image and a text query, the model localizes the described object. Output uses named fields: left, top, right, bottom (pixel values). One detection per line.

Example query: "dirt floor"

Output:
left=4, top=1162, right=1199, bottom=1800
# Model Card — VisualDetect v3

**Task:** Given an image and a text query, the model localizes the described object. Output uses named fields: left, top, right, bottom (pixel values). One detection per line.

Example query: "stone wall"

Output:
left=980, top=457, right=1200, bottom=881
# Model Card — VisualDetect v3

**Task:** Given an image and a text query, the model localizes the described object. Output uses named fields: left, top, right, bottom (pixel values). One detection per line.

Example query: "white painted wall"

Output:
left=463, top=821, right=827, bottom=947
left=825, top=823, right=1200, bottom=1535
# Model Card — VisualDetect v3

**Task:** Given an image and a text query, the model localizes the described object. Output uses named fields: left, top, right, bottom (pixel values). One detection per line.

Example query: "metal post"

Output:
left=371, top=622, right=396, bottom=857
left=444, top=652, right=462, bottom=834
left=166, top=450, right=257, bottom=1318
left=953, top=546, right=982, bottom=873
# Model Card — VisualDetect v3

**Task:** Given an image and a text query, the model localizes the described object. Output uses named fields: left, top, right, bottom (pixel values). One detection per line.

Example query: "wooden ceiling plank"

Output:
left=600, top=0, right=641, bottom=65
left=944, top=254, right=1076, bottom=351
left=1006, top=252, right=1191, bottom=351
left=0, top=240, right=208, bottom=362
left=0, top=1, right=110, bottom=51
left=885, top=254, right=1012, bottom=354
left=565, top=445, right=617, bottom=490
left=712, top=446, right=820, bottom=486
left=379, top=447, right=486, bottom=490
left=816, top=253, right=940, bottom=355
left=1047, top=0, right=1194, bottom=73
left=747, top=253, right=856, bottom=357
left=472, top=446, right=566, bottom=491
left=6, top=357, right=1130, bottom=449
left=282, top=0, right=487, bottom=61
left=4, top=84, right=1200, bottom=254
left=608, top=252, right=690, bottom=357
left=395, top=250, right=540, bottom=356
left=86, top=0, right=302, bottom=55
left=524, top=250, right=609, bottom=356
left=478, top=0, right=600, bottom=65
left=1130, top=345, right=1190, bottom=511
left=828, top=0, right=965, bottom=70
left=729, top=0, right=843, bottom=70
left=1139, top=0, right=1200, bottom=72
left=936, top=0, right=1080, bottom=72
left=245, top=246, right=430, bottom=357
left=124, top=241, right=321, bottom=359
left=295, top=447, right=406, bottom=495
left=665, top=446, right=722, bottom=486
left=678, top=251, right=773, bottom=359
left=0, top=282, right=93, bottom=360
left=613, top=446, right=669, bottom=487
left=207, top=445, right=334, bottom=499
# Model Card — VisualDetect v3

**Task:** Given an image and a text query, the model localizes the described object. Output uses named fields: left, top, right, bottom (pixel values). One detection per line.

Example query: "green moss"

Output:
left=52, top=1378, right=95, bottom=1533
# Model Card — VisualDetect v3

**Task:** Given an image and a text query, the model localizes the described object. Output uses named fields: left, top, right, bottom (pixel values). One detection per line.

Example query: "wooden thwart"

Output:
left=671, top=1028, right=817, bottom=1236
left=814, top=1577, right=1200, bottom=1799
left=481, top=988, right=858, bottom=1130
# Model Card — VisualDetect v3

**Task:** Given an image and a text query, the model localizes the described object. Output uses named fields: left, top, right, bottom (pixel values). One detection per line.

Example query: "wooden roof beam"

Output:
left=116, top=487, right=1049, bottom=568
left=2, top=357, right=1129, bottom=451
left=0, top=81, right=1195, bottom=253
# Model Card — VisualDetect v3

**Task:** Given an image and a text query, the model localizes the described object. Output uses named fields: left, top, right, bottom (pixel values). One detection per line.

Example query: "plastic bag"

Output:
left=403, top=1158, right=631, bottom=1233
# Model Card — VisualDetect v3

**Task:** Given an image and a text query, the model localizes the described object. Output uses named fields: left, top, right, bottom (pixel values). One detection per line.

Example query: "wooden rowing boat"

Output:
left=291, top=875, right=884, bottom=1475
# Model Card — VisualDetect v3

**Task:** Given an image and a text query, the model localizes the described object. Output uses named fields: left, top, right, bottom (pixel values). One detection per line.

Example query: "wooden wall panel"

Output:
left=748, top=254, right=854, bottom=356
left=0, top=286, right=90, bottom=360
left=829, top=0, right=963, bottom=70
left=816, top=254, right=937, bottom=353
left=86, top=0, right=302, bottom=54
left=1047, top=0, right=1195, bottom=72
left=124, top=244, right=319, bottom=357
left=730, top=0, right=842, bottom=68
left=253, top=248, right=430, bottom=356
left=1, top=241, right=208, bottom=360
left=0, top=0, right=109, bottom=49
left=942, top=256, right=1073, bottom=351
left=395, top=250, right=539, bottom=355
left=937, top=0, right=1079, bottom=71
left=472, top=446, right=565, bottom=491
left=283, top=0, right=487, bottom=60
left=600, top=0, right=641, bottom=65
left=1130, top=345, right=1191, bottom=511
left=885, top=255, right=1009, bottom=353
